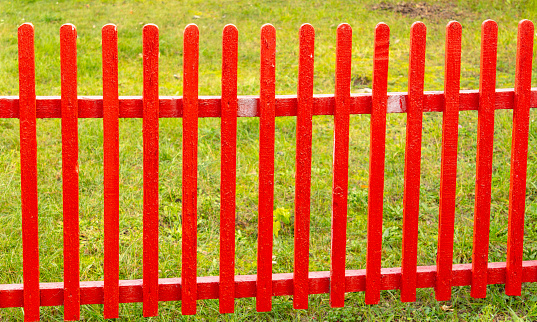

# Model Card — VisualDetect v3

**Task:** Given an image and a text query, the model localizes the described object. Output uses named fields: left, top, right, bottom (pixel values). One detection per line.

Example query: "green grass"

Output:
left=0, top=0, right=537, bottom=320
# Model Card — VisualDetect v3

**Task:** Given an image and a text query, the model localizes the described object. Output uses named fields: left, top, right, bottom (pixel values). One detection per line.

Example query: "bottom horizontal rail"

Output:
left=1, top=261, right=537, bottom=308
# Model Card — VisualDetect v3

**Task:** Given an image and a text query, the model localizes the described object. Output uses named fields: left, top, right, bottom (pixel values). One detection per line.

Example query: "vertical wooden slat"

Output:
left=102, top=23, right=119, bottom=319
left=471, top=19, right=498, bottom=299
left=400, top=21, right=426, bottom=303
left=435, top=21, right=462, bottom=301
left=256, top=23, right=276, bottom=312
left=219, top=24, right=238, bottom=314
left=293, top=23, right=314, bottom=310
left=182, top=23, right=199, bottom=316
left=330, top=23, right=352, bottom=308
left=506, top=19, right=534, bottom=296
left=365, top=22, right=390, bottom=305
left=142, top=23, right=159, bottom=317
left=60, top=23, right=80, bottom=321
left=18, top=22, right=40, bottom=322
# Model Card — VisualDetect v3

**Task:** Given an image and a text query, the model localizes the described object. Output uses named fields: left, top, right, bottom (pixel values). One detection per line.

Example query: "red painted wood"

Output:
left=219, top=24, right=238, bottom=314
left=182, top=23, right=200, bottom=316
left=435, top=21, right=462, bottom=301
left=506, top=19, right=534, bottom=296
left=2, top=261, right=537, bottom=308
left=60, top=23, right=80, bottom=321
left=142, top=24, right=160, bottom=317
left=293, top=23, right=314, bottom=310
left=0, top=90, right=535, bottom=119
left=18, top=23, right=40, bottom=322
left=257, top=23, right=276, bottom=312
left=471, top=19, right=498, bottom=299
left=102, top=24, right=120, bottom=319
left=330, top=23, right=351, bottom=308
left=400, top=21, right=426, bottom=303
left=365, top=22, right=389, bottom=305
left=8, top=21, right=537, bottom=319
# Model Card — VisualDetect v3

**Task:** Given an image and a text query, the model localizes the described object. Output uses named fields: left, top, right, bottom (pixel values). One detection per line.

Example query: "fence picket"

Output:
left=219, top=24, right=238, bottom=314
left=60, top=23, right=80, bottom=321
left=471, top=19, right=498, bottom=299
left=102, top=24, right=120, bottom=319
left=365, top=22, right=390, bottom=305
left=435, top=21, right=462, bottom=301
left=182, top=23, right=200, bottom=315
left=506, top=19, right=534, bottom=296
left=293, top=23, right=314, bottom=310
left=7, top=19, right=537, bottom=321
left=18, top=23, right=40, bottom=322
left=257, top=23, right=276, bottom=312
left=400, top=21, right=426, bottom=303
left=142, top=24, right=159, bottom=317
left=330, top=23, right=351, bottom=308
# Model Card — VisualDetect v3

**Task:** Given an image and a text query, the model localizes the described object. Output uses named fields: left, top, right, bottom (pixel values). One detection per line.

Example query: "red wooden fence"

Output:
left=1, top=19, right=536, bottom=320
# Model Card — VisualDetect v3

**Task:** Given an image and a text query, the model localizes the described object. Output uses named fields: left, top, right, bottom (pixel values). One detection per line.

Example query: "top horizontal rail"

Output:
left=0, top=88, right=535, bottom=118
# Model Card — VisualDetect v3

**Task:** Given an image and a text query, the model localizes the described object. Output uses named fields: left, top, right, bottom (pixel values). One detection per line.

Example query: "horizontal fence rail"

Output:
left=0, top=89, right=537, bottom=118
left=2, top=18, right=536, bottom=320
left=2, top=261, right=537, bottom=307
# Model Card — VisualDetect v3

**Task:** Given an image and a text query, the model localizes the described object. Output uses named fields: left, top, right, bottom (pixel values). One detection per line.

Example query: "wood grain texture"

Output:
left=505, top=19, right=534, bottom=296
left=293, top=23, right=314, bottom=310
left=365, top=22, right=389, bottom=305
left=471, top=19, right=498, bottom=299
left=142, top=24, right=160, bottom=317
left=60, top=23, right=80, bottom=321
left=219, top=24, right=238, bottom=314
left=435, top=21, right=461, bottom=301
left=182, top=23, right=200, bottom=316
left=18, top=22, right=40, bottom=322
left=400, top=21, right=426, bottom=303
left=256, top=23, right=276, bottom=312
left=102, top=23, right=120, bottom=319
left=330, top=23, right=351, bottom=308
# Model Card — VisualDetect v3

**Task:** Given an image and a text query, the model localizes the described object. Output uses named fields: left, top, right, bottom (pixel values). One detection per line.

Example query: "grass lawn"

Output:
left=0, top=0, right=537, bottom=320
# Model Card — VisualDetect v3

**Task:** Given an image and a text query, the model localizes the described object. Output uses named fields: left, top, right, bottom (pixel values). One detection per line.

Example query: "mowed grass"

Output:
left=0, top=0, right=536, bottom=320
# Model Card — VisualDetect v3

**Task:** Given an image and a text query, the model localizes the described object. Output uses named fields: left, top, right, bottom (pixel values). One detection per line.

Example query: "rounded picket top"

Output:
left=223, top=24, right=238, bottom=36
left=60, top=23, right=77, bottom=45
left=60, top=23, right=76, bottom=33
left=102, top=23, right=117, bottom=33
left=481, top=19, right=498, bottom=34
left=300, top=23, right=314, bottom=36
left=261, top=23, right=276, bottom=38
left=260, top=24, right=276, bottom=53
left=143, top=23, right=158, bottom=29
left=446, top=20, right=462, bottom=33
left=18, top=22, right=34, bottom=44
left=18, top=22, right=34, bottom=32
left=184, top=23, right=199, bottom=37
left=299, top=23, right=315, bottom=52
left=60, top=23, right=77, bottom=46
left=375, top=22, right=390, bottom=39
left=518, top=19, right=534, bottom=33
left=261, top=23, right=275, bottom=29
left=445, top=21, right=462, bottom=54
left=102, top=24, right=117, bottom=43
left=336, top=23, right=352, bottom=50
left=410, top=21, right=426, bottom=35
left=375, top=22, right=389, bottom=32
left=143, top=23, right=159, bottom=36
left=337, top=22, right=351, bottom=34
left=143, top=24, right=159, bottom=49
